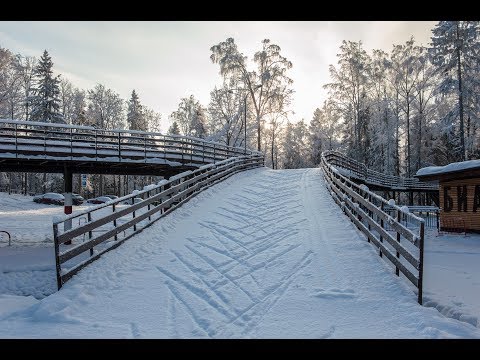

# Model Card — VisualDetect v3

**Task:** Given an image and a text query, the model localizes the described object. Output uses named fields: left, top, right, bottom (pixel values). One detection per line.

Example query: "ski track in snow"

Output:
left=0, top=168, right=479, bottom=338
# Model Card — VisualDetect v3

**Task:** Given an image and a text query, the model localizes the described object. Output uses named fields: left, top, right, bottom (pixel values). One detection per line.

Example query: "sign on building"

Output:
left=81, top=174, right=88, bottom=189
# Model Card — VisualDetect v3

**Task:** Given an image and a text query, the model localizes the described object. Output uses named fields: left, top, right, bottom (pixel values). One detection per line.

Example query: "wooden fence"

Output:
left=322, top=150, right=438, bottom=191
left=321, top=153, right=425, bottom=304
left=52, top=155, right=264, bottom=289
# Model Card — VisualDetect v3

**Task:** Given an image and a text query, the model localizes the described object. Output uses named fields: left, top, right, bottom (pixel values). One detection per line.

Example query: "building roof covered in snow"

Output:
left=415, top=159, right=480, bottom=182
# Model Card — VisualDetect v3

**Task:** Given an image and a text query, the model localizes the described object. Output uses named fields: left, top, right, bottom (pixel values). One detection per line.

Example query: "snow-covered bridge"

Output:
left=0, top=167, right=478, bottom=338
left=0, top=119, right=261, bottom=177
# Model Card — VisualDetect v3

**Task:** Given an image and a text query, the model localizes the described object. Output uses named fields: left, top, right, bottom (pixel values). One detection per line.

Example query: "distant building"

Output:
left=416, top=160, right=480, bottom=233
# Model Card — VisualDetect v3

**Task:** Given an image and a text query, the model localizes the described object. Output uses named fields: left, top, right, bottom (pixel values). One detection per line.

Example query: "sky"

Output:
left=0, top=21, right=437, bottom=130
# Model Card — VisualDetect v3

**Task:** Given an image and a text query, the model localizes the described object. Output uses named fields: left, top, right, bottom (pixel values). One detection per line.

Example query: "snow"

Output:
left=400, top=206, right=410, bottom=213
left=360, top=184, right=369, bottom=191
left=169, top=170, right=193, bottom=182
left=0, top=118, right=95, bottom=130
left=0, top=294, right=39, bottom=318
left=143, top=184, right=157, bottom=191
left=423, top=230, right=480, bottom=328
left=388, top=199, right=396, bottom=206
left=416, top=159, right=480, bottom=177
left=0, top=169, right=479, bottom=338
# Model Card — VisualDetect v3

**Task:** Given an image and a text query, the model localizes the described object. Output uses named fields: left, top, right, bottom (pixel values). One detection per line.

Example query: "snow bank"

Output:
left=0, top=294, right=39, bottom=318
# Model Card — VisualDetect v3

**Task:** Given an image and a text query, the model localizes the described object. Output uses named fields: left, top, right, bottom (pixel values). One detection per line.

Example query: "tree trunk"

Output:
left=456, top=21, right=466, bottom=161
left=406, top=97, right=411, bottom=177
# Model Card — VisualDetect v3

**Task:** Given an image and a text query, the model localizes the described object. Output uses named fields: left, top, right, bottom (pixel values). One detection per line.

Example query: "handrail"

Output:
left=322, top=150, right=438, bottom=191
left=0, top=119, right=262, bottom=166
left=321, top=152, right=425, bottom=305
left=52, top=155, right=264, bottom=289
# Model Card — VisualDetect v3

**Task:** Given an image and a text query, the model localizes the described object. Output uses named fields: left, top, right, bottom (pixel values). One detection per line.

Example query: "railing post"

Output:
left=147, top=190, right=151, bottom=221
left=94, top=130, right=98, bottom=160
left=14, top=123, right=18, bottom=158
left=396, top=209, right=401, bottom=276
left=70, top=127, right=73, bottom=160
left=181, top=139, right=184, bottom=161
left=53, top=223, right=62, bottom=290
left=379, top=203, right=384, bottom=257
left=418, top=221, right=425, bottom=305
left=118, top=132, right=121, bottom=162
left=144, top=134, right=147, bottom=163
left=113, top=203, right=118, bottom=241
left=133, top=210, right=137, bottom=231
left=88, top=212, right=93, bottom=256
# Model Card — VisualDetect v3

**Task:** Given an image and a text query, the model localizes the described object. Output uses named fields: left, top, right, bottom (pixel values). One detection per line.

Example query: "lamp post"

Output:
left=228, top=84, right=262, bottom=155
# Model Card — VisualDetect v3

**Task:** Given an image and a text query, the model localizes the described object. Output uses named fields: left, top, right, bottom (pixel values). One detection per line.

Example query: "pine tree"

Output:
left=29, top=50, right=63, bottom=123
left=168, top=121, right=180, bottom=135
left=127, top=89, right=147, bottom=131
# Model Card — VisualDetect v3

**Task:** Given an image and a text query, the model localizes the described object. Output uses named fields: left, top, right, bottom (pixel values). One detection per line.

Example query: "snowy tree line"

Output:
left=1, top=21, right=479, bottom=196
left=170, top=22, right=480, bottom=174
left=287, top=21, right=480, bottom=176
left=0, top=49, right=163, bottom=196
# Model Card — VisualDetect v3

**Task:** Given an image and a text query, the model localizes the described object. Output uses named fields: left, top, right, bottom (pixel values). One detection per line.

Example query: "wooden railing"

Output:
left=52, top=155, right=264, bottom=289
left=0, top=119, right=261, bottom=165
left=322, top=151, right=438, bottom=191
left=321, top=153, right=425, bottom=304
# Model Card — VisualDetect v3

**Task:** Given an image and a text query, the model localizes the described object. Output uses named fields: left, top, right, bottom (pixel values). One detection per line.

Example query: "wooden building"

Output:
left=416, top=160, right=480, bottom=233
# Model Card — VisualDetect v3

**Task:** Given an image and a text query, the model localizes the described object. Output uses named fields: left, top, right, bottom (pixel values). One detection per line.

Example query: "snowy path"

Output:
left=0, top=168, right=479, bottom=338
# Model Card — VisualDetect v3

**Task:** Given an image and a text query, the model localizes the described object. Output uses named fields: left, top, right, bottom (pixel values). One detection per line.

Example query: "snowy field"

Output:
left=0, top=168, right=479, bottom=338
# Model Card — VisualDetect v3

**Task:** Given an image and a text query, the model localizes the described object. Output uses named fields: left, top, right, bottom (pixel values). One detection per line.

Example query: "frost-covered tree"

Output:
left=282, top=119, right=312, bottom=169
left=208, top=80, right=246, bottom=148
left=0, top=48, right=22, bottom=119
left=86, top=84, right=125, bottom=129
left=309, top=101, right=340, bottom=165
left=210, top=38, right=294, bottom=151
left=144, top=107, right=162, bottom=133
left=170, top=95, right=207, bottom=138
left=430, top=21, right=480, bottom=161
left=59, top=78, right=76, bottom=124
left=71, top=88, right=87, bottom=126
left=29, top=50, right=63, bottom=123
left=388, top=38, right=424, bottom=176
left=16, top=55, right=37, bottom=121
left=324, top=41, right=371, bottom=163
